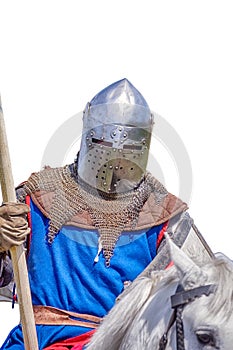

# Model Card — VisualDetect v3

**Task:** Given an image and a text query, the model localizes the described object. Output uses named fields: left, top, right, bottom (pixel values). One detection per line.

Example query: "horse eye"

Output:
left=196, top=330, right=215, bottom=346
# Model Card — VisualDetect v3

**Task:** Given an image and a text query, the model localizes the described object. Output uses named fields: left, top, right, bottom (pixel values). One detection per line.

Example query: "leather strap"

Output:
left=171, top=284, right=216, bottom=308
left=33, top=305, right=102, bottom=329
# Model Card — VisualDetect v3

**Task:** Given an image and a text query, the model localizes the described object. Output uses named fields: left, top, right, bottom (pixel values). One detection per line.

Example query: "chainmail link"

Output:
left=23, top=165, right=168, bottom=266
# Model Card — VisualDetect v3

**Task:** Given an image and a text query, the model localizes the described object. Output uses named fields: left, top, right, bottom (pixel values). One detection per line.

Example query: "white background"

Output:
left=0, top=0, right=233, bottom=345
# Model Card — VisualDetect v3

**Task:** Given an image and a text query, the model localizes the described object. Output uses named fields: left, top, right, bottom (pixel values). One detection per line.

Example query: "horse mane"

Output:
left=87, top=268, right=171, bottom=350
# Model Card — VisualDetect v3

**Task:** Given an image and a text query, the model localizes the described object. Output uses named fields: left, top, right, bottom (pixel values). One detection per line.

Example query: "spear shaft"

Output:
left=0, top=96, right=39, bottom=350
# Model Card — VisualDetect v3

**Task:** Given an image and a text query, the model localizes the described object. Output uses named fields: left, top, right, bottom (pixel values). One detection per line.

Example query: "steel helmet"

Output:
left=77, top=78, right=154, bottom=193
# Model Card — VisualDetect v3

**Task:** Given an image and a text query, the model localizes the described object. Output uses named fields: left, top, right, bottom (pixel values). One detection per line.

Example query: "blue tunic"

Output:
left=1, top=199, right=164, bottom=350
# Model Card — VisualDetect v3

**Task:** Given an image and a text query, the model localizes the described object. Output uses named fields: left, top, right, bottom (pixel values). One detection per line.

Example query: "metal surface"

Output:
left=78, top=79, right=154, bottom=193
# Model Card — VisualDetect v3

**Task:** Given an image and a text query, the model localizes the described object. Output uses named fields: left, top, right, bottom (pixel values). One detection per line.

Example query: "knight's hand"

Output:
left=0, top=202, right=30, bottom=252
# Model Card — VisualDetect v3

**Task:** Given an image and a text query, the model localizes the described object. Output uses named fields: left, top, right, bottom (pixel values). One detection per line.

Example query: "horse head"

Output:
left=160, top=235, right=233, bottom=350
left=87, top=235, right=233, bottom=349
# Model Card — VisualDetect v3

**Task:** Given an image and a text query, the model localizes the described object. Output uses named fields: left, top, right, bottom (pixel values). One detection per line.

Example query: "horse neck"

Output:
left=120, top=270, right=179, bottom=349
left=141, top=277, right=178, bottom=337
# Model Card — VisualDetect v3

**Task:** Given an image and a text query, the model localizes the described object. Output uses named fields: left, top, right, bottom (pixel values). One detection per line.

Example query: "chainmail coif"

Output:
left=23, top=165, right=168, bottom=266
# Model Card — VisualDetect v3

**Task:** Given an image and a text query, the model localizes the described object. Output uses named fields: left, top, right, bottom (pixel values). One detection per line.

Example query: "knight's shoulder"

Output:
left=145, top=173, right=188, bottom=218
left=27, top=165, right=56, bottom=179
left=15, top=165, right=70, bottom=202
left=27, top=165, right=71, bottom=191
left=133, top=174, right=188, bottom=229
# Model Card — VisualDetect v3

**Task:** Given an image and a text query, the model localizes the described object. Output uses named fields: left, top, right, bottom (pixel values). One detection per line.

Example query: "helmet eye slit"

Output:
left=92, top=138, right=113, bottom=147
left=123, top=145, right=142, bottom=150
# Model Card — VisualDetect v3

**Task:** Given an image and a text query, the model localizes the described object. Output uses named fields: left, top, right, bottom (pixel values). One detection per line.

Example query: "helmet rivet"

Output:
left=103, top=182, right=107, bottom=186
left=115, top=166, right=119, bottom=170
left=109, top=165, right=113, bottom=169
left=119, top=127, right=122, bottom=132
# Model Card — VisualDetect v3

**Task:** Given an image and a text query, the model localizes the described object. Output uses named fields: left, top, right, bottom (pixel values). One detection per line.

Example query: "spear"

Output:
left=0, top=95, right=39, bottom=349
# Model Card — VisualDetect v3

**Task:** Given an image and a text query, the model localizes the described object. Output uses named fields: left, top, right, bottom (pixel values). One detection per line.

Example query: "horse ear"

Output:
left=165, top=233, right=206, bottom=288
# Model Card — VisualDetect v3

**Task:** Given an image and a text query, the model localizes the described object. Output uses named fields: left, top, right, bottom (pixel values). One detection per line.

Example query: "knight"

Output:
left=0, top=79, right=212, bottom=349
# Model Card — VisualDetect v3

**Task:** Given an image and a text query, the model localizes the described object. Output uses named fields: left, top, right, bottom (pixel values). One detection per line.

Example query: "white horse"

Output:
left=87, top=235, right=233, bottom=349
